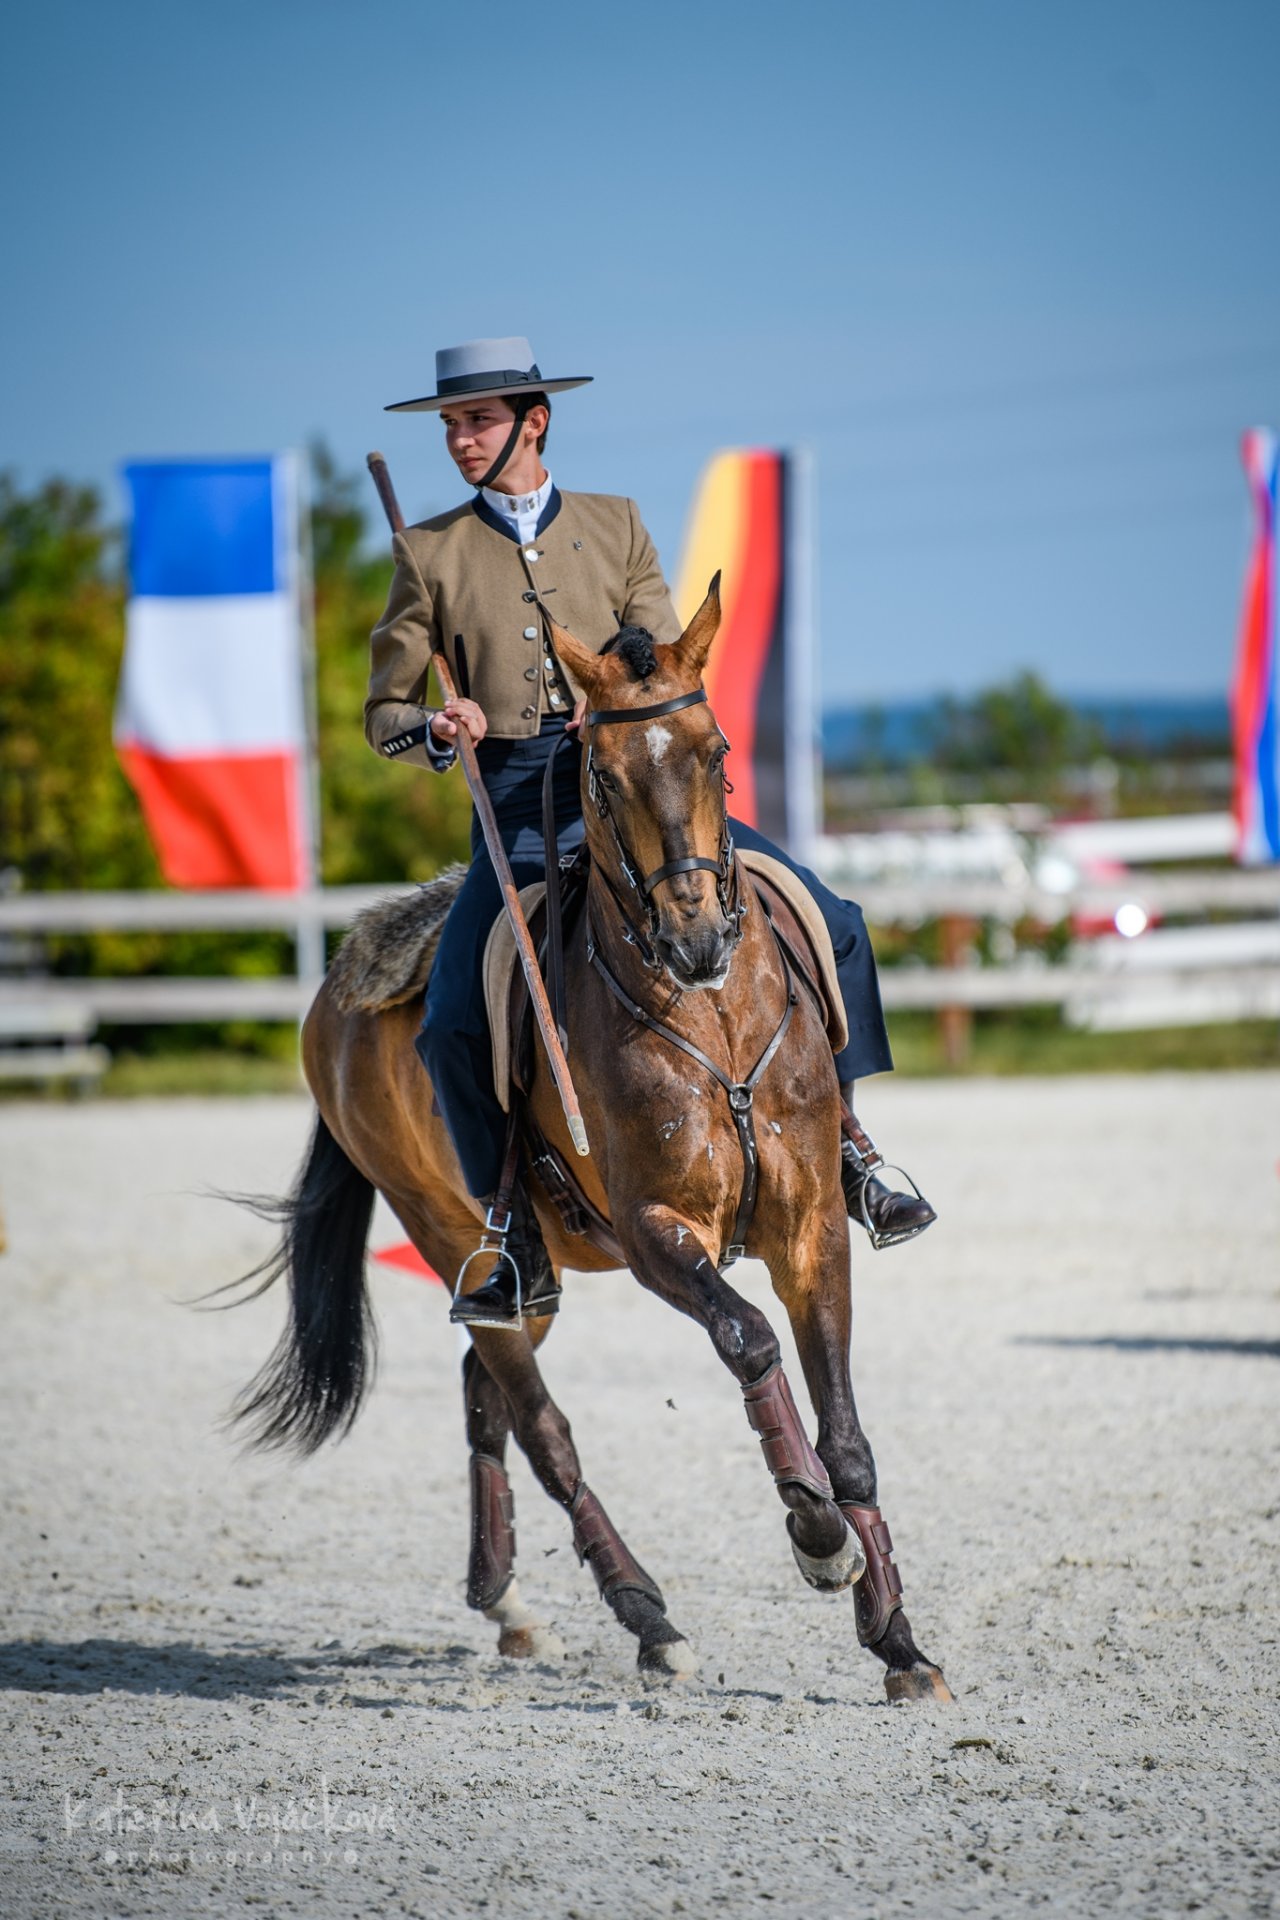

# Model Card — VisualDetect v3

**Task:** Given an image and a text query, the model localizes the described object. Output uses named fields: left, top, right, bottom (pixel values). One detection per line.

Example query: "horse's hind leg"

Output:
left=468, top=1323, right=697, bottom=1680
left=770, top=1219, right=954, bottom=1704
left=462, top=1339, right=565, bottom=1662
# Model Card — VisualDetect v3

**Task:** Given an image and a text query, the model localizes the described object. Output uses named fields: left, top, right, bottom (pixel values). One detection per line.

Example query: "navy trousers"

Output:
left=417, top=719, right=892, bottom=1199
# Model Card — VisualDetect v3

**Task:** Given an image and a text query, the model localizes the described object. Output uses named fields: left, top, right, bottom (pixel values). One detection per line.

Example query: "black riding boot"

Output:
left=838, top=1081, right=937, bottom=1250
left=449, top=1184, right=563, bottom=1330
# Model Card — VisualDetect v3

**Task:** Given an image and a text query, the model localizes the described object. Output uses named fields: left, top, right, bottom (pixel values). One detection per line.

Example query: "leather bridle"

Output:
left=536, top=675, right=794, bottom=1269
left=582, top=686, right=744, bottom=965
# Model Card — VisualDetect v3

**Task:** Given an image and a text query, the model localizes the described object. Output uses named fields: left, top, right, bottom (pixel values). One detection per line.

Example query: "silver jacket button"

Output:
left=523, top=626, right=538, bottom=639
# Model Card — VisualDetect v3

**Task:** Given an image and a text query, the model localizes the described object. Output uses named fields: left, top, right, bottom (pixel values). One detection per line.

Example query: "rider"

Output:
left=366, top=338, right=935, bottom=1327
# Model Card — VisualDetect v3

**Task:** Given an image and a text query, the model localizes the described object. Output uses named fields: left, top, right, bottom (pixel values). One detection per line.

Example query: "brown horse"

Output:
left=231, top=581, right=953, bottom=1703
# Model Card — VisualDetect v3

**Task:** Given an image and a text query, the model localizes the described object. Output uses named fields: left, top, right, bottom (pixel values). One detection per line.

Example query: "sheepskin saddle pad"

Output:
left=326, top=865, right=467, bottom=1014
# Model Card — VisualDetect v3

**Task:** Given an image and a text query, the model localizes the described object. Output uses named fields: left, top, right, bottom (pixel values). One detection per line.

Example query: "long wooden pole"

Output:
left=366, top=451, right=589, bottom=1157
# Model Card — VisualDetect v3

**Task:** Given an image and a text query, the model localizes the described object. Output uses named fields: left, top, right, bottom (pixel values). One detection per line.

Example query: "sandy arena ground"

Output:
left=1, top=1073, right=1278, bottom=1919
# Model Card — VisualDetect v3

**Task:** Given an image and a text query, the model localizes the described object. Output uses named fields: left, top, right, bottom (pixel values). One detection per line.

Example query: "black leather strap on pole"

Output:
left=453, top=634, right=472, bottom=700
left=540, top=727, right=576, bottom=1055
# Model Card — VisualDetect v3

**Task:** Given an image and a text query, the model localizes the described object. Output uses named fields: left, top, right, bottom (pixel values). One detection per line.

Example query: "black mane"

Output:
left=602, top=625, right=660, bottom=682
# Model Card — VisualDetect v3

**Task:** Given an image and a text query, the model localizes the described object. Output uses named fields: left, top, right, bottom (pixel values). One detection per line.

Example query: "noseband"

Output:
left=582, top=687, right=744, bottom=964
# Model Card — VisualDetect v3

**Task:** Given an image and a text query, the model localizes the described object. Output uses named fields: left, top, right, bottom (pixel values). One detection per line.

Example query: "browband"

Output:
left=586, top=688, right=707, bottom=728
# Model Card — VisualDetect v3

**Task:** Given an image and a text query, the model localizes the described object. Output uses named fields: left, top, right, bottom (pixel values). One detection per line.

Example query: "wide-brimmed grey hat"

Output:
left=385, top=337, right=592, bottom=413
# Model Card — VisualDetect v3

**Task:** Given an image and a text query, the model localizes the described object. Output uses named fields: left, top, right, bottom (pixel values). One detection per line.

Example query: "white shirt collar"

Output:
left=482, top=471, right=554, bottom=546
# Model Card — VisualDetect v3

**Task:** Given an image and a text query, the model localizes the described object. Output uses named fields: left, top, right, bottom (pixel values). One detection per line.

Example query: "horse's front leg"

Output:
left=621, top=1205, right=861, bottom=1589
left=769, top=1210, right=954, bottom=1704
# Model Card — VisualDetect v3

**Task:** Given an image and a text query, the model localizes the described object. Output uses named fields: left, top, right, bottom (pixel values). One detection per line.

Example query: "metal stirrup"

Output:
left=452, top=1123, right=526, bottom=1328
left=452, top=1205, right=525, bottom=1325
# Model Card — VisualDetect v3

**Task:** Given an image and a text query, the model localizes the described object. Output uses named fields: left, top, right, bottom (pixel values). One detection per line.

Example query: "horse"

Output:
left=229, top=579, right=953, bottom=1704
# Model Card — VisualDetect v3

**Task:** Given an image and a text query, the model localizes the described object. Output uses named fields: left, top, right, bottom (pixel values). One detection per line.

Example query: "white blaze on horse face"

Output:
left=645, top=722, right=673, bottom=765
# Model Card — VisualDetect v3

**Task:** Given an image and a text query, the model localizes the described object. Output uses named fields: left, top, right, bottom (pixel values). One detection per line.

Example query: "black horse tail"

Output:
left=219, top=1114, right=378, bottom=1455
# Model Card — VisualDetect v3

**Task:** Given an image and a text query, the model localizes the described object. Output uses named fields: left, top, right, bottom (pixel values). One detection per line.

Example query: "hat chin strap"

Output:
left=474, top=396, right=532, bottom=492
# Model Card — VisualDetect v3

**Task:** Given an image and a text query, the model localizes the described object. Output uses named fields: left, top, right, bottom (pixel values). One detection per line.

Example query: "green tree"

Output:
left=0, top=452, right=473, bottom=901
left=928, top=671, right=1102, bottom=778
left=0, top=474, right=159, bottom=891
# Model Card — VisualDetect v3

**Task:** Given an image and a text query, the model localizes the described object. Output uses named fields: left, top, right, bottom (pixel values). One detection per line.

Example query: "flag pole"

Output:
left=785, top=445, right=819, bottom=861
left=290, top=450, right=326, bottom=987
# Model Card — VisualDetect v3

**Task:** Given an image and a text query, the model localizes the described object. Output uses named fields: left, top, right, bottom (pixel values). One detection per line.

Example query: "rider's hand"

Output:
left=566, top=696, right=587, bottom=734
left=430, top=699, right=487, bottom=747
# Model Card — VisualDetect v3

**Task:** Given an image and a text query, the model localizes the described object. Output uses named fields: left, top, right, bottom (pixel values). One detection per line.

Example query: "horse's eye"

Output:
left=709, top=748, right=726, bottom=778
left=596, top=766, right=619, bottom=791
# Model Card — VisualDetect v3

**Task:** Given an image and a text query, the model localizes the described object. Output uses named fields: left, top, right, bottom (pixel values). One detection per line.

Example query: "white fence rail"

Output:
left=3, top=961, right=1280, bottom=1030
left=0, top=885, right=401, bottom=935
left=1, top=856, right=1276, bottom=1061
left=1, top=868, right=1278, bottom=936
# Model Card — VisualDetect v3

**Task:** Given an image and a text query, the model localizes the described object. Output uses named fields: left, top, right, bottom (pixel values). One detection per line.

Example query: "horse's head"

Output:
left=550, top=576, right=741, bottom=990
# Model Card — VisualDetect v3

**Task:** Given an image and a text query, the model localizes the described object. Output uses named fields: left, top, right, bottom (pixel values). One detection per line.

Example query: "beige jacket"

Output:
left=365, top=489, right=679, bottom=763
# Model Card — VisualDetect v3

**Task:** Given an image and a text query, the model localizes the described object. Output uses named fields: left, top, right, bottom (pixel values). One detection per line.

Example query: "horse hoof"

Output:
left=483, top=1580, right=565, bottom=1662
left=638, top=1636, right=699, bottom=1682
left=885, top=1662, right=955, bottom=1704
left=497, top=1624, right=566, bottom=1662
left=791, top=1521, right=866, bottom=1594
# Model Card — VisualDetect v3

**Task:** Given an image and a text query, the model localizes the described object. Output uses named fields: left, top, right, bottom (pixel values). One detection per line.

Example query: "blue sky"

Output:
left=3, top=0, right=1278, bottom=704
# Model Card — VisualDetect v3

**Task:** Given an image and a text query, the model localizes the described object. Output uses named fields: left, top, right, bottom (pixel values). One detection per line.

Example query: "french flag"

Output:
left=115, top=456, right=315, bottom=890
left=1233, top=431, right=1279, bottom=865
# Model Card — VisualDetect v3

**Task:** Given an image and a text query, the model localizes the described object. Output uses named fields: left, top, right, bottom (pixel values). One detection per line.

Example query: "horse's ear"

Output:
left=548, top=617, right=604, bottom=692
left=673, top=570, right=722, bottom=679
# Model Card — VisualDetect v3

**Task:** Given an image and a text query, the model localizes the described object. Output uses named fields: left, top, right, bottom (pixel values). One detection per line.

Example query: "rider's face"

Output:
left=440, top=399, right=524, bottom=484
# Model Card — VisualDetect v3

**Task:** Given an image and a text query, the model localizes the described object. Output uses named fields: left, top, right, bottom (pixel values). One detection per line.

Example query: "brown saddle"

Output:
left=480, top=852, right=846, bottom=1268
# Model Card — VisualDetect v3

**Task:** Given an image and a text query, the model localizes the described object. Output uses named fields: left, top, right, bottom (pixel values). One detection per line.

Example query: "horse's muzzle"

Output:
left=655, top=918, right=740, bottom=991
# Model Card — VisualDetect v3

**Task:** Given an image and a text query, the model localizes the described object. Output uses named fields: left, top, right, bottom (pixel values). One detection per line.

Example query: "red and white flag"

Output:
left=115, top=455, right=315, bottom=889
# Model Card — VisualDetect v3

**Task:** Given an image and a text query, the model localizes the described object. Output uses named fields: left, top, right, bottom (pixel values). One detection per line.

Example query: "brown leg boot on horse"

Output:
left=839, top=1081, right=937, bottom=1251
left=465, top=1319, right=698, bottom=1680
left=462, top=1345, right=565, bottom=1661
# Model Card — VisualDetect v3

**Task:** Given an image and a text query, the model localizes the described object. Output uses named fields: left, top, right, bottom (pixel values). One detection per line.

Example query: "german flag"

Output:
left=675, top=450, right=815, bottom=851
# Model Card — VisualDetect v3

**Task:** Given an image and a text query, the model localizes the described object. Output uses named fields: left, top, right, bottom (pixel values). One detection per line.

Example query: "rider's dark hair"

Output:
left=501, top=390, right=551, bottom=453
